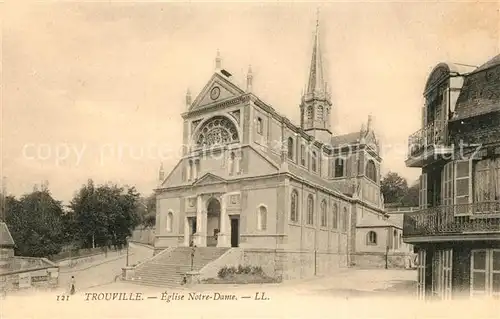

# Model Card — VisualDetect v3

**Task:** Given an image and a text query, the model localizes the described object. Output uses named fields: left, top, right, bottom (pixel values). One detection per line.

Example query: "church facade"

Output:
left=154, top=20, right=388, bottom=279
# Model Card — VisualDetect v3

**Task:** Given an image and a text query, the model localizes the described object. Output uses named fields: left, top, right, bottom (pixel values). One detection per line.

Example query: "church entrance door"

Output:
left=230, top=217, right=239, bottom=248
left=206, top=198, right=221, bottom=247
left=188, top=217, right=197, bottom=246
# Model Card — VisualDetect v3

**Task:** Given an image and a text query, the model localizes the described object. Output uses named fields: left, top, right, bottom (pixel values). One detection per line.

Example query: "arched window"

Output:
left=229, top=152, right=235, bottom=175
left=290, top=190, right=299, bottom=222
left=195, top=159, right=200, bottom=179
left=367, top=231, right=377, bottom=245
left=307, top=106, right=313, bottom=120
left=193, top=159, right=200, bottom=179
left=311, top=151, right=317, bottom=172
left=166, top=211, right=173, bottom=233
left=332, top=203, right=338, bottom=229
left=317, top=105, right=324, bottom=120
left=287, top=137, right=294, bottom=160
left=334, top=158, right=345, bottom=177
left=342, top=207, right=349, bottom=232
left=307, top=195, right=314, bottom=225
left=257, top=206, right=267, bottom=230
left=366, top=160, right=377, bottom=182
left=256, top=117, right=263, bottom=135
left=320, top=200, right=327, bottom=227
left=300, top=145, right=306, bottom=166
left=196, top=116, right=239, bottom=147
left=188, top=160, right=193, bottom=180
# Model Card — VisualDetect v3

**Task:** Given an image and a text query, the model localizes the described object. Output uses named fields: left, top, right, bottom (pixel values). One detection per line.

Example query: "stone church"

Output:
left=153, top=18, right=389, bottom=279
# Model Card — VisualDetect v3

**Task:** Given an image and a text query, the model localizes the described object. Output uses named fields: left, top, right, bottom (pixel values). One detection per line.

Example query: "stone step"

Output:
left=125, top=247, right=231, bottom=287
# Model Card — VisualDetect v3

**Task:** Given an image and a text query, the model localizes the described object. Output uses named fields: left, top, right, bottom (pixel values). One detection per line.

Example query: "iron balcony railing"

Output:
left=407, top=121, right=447, bottom=158
left=404, top=201, right=500, bottom=237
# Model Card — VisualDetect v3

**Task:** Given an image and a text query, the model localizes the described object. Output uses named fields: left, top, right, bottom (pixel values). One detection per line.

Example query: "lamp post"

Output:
left=190, top=245, right=195, bottom=271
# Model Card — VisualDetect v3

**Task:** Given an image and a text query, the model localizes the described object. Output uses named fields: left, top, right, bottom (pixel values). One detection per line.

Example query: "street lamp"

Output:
left=190, top=245, right=195, bottom=271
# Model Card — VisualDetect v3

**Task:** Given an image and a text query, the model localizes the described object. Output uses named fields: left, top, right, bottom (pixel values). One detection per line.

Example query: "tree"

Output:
left=400, top=180, right=419, bottom=207
left=138, top=193, right=156, bottom=229
left=381, top=172, right=409, bottom=204
left=70, top=179, right=141, bottom=249
left=5, top=189, right=66, bottom=257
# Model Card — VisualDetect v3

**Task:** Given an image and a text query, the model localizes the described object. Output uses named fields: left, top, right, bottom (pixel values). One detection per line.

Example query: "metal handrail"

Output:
left=403, top=201, right=500, bottom=236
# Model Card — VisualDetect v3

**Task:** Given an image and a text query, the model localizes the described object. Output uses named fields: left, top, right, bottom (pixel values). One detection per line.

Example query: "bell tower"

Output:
left=300, top=11, right=332, bottom=144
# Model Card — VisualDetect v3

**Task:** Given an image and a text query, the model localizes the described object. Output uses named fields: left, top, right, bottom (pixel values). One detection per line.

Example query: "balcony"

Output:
left=403, top=202, right=500, bottom=243
left=405, top=121, right=453, bottom=167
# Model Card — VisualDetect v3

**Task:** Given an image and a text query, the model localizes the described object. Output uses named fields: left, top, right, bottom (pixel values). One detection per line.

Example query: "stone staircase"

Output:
left=129, top=247, right=230, bottom=287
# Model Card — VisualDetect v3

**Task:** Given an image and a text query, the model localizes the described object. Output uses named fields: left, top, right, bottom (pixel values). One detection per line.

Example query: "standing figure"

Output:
left=69, top=276, right=76, bottom=295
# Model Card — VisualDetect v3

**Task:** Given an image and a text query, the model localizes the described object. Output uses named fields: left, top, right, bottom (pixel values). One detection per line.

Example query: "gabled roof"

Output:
left=188, top=71, right=246, bottom=112
left=0, top=222, right=15, bottom=247
left=192, top=172, right=227, bottom=186
left=357, top=215, right=402, bottom=229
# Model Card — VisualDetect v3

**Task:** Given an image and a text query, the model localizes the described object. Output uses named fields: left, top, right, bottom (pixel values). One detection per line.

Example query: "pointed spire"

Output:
left=185, top=88, right=192, bottom=108
left=360, top=122, right=367, bottom=135
left=306, top=8, right=325, bottom=96
left=158, top=162, right=165, bottom=183
left=246, top=65, right=253, bottom=92
left=215, top=49, right=222, bottom=70
left=367, top=114, right=373, bottom=131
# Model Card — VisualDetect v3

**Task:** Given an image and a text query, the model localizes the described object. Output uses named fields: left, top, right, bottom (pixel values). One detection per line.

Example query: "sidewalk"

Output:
left=58, top=249, right=131, bottom=273
left=57, top=244, right=154, bottom=291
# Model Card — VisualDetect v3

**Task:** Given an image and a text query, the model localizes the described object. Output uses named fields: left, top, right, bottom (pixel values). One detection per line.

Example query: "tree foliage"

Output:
left=5, top=190, right=66, bottom=257
left=381, top=172, right=419, bottom=207
left=69, top=179, right=141, bottom=249
left=3, top=179, right=143, bottom=258
left=138, top=193, right=156, bottom=229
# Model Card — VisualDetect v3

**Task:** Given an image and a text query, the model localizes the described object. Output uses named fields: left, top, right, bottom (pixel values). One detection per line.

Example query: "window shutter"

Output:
left=417, top=249, right=426, bottom=300
left=419, top=173, right=428, bottom=210
left=454, top=159, right=473, bottom=216
left=441, top=162, right=454, bottom=207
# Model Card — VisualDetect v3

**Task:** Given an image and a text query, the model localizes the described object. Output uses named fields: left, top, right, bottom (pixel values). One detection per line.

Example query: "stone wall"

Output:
left=131, top=227, right=155, bottom=245
left=0, top=266, right=59, bottom=293
left=57, top=249, right=126, bottom=268
left=351, top=252, right=414, bottom=269
left=242, top=248, right=348, bottom=281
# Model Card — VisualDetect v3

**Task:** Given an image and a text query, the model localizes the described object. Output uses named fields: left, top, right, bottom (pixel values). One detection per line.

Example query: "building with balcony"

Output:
left=403, top=54, right=500, bottom=300
left=152, top=17, right=391, bottom=280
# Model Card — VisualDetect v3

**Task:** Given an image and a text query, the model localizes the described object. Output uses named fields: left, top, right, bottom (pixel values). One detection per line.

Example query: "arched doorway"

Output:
left=206, top=198, right=221, bottom=247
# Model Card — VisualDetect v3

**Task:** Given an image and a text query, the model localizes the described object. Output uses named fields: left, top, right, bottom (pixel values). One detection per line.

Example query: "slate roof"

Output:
left=357, top=215, right=402, bottom=229
left=0, top=222, right=15, bottom=247
left=287, top=163, right=354, bottom=196
left=451, top=54, right=500, bottom=122
left=473, top=54, right=500, bottom=73
left=331, top=132, right=360, bottom=146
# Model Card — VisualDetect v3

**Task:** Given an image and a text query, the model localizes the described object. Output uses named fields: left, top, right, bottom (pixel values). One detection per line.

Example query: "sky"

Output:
left=1, top=1, right=499, bottom=203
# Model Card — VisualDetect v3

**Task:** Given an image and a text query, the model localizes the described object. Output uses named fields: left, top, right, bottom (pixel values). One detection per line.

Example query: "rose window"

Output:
left=195, top=116, right=239, bottom=147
